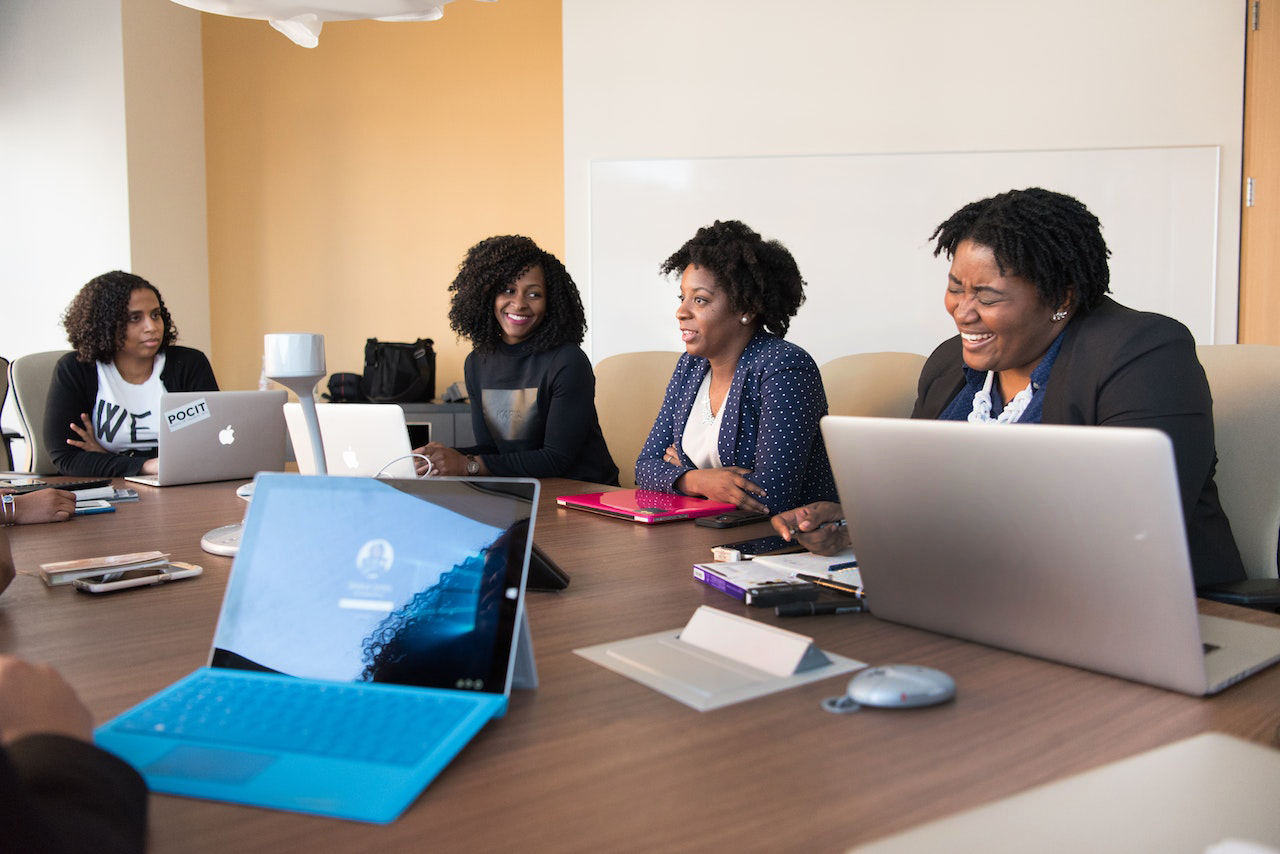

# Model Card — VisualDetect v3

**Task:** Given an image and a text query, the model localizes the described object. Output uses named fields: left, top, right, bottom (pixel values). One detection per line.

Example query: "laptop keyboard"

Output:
left=114, top=671, right=482, bottom=767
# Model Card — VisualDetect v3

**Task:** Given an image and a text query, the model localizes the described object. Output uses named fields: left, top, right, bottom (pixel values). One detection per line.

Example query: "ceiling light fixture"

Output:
left=168, top=0, right=493, bottom=48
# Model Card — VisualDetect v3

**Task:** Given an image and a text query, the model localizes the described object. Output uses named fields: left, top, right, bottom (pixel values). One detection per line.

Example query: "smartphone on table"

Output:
left=73, top=562, right=203, bottom=594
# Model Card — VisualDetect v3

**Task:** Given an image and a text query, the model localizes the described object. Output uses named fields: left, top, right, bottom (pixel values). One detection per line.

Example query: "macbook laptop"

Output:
left=285, top=402, right=417, bottom=478
left=821, top=416, right=1280, bottom=696
left=556, top=488, right=737, bottom=524
left=125, top=391, right=287, bottom=487
left=96, top=473, right=540, bottom=822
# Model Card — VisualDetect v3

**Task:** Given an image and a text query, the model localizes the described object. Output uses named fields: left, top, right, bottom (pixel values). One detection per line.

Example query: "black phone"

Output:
left=5, top=478, right=111, bottom=495
left=694, top=510, right=771, bottom=529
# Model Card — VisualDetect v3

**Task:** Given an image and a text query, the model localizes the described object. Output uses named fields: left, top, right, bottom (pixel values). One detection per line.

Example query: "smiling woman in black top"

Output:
left=414, top=236, right=619, bottom=485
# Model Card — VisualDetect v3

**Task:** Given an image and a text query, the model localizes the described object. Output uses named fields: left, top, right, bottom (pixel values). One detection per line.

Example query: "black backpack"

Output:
left=360, top=338, right=436, bottom=403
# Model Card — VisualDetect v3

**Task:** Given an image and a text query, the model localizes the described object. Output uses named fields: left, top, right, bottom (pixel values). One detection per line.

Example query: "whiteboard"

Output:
left=586, top=147, right=1221, bottom=367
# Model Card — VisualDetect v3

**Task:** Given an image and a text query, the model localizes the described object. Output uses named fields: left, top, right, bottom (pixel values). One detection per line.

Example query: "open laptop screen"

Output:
left=211, top=474, right=536, bottom=696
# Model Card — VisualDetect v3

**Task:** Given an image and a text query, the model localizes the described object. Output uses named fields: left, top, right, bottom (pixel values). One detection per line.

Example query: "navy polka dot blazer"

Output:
left=635, top=332, right=838, bottom=513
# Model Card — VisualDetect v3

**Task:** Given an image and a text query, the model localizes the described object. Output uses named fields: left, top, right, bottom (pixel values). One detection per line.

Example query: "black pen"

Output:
left=786, top=518, right=848, bottom=537
left=775, top=600, right=864, bottom=617
left=794, top=572, right=863, bottom=598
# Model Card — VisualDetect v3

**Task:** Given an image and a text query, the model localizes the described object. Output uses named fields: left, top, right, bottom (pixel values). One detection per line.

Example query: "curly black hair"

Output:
left=61, top=271, right=177, bottom=363
left=930, top=187, right=1112, bottom=314
left=659, top=220, right=806, bottom=338
left=447, top=235, right=586, bottom=354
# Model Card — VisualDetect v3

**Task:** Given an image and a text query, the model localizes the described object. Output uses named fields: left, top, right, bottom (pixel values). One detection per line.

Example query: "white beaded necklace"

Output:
left=968, top=370, right=1035, bottom=424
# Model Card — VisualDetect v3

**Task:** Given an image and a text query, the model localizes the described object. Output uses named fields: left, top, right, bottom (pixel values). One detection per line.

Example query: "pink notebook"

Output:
left=555, top=489, right=737, bottom=524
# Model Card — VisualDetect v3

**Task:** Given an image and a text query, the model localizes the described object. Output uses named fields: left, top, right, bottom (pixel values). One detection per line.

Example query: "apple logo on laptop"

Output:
left=343, top=446, right=360, bottom=470
left=218, top=425, right=235, bottom=445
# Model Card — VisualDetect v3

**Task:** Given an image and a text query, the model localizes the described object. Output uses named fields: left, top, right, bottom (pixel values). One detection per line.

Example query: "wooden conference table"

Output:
left=3, top=477, right=1280, bottom=853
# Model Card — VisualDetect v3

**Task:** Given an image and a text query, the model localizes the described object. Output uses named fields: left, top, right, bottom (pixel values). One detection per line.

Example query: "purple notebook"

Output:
left=556, top=489, right=737, bottom=524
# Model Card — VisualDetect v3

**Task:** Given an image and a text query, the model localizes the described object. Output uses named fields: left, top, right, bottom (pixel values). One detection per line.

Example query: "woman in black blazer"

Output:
left=774, top=188, right=1245, bottom=589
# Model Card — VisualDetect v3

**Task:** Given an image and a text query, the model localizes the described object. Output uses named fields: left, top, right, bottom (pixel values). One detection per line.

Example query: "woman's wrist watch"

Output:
left=465, top=455, right=481, bottom=476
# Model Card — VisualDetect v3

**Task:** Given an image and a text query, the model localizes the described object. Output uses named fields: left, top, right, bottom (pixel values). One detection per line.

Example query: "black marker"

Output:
left=775, top=600, right=865, bottom=617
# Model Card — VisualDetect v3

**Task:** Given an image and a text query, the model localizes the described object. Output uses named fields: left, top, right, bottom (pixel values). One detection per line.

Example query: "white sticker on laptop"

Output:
left=164, top=397, right=211, bottom=432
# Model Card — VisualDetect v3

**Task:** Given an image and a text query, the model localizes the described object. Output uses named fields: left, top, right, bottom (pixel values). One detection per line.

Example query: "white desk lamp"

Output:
left=200, top=333, right=328, bottom=556
left=263, top=333, right=328, bottom=474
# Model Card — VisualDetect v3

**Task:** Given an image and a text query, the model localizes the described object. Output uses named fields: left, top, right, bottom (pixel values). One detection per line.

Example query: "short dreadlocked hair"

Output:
left=930, top=188, right=1112, bottom=314
left=62, top=271, right=177, bottom=363
left=659, top=220, right=806, bottom=338
left=447, top=235, right=586, bottom=354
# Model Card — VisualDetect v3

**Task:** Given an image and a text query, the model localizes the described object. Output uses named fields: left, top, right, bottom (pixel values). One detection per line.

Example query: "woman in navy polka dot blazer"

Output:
left=634, top=220, right=837, bottom=514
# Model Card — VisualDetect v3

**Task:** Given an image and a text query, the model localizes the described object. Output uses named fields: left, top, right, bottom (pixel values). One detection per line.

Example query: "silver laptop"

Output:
left=852, top=732, right=1280, bottom=853
left=822, top=416, right=1280, bottom=696
left=96, top=473, right=540, bottom=823
left=285, top=402, right=417, bottom=478
left=126, top=391, right=288, bottom=487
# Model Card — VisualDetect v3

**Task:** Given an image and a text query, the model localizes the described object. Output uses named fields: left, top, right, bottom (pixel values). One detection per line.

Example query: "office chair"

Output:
left=1194, top=344, right=1280, bottom=611
left=9, top=350, right=72, bottom=475
left=0, top=356, right=16, bottom=470
left=820, top=352, right=927, bottom=419
left=593, top=351, right=681, bottom=488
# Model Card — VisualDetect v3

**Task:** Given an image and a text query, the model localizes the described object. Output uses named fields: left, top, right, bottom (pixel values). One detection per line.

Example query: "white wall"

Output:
left=0, top=0, right=207, bottom=450
left=563, top=0, right=1246, bottom=359
left=0, top=0, right=132, bottom=361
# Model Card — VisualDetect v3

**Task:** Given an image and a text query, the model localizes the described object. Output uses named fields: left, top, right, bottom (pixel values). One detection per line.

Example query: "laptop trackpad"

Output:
left=146, top=745, right=278, bottom=784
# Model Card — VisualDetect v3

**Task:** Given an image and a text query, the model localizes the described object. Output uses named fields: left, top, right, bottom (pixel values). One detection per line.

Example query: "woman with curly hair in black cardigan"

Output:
left=414, top=236, right=619, bottom=484
left=45, top=271, right=218, bottom=477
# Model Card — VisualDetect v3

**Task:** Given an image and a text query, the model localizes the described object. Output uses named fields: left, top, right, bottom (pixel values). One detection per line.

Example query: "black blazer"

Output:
left=913, top=297, right=1245, bottom=588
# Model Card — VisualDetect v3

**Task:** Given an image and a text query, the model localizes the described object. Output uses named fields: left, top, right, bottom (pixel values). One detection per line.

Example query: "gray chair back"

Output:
left=10, top=350, right=72, bottom=475
left=0, top=356, right=12, bottom=470
left=1196, top=344, right=1280, bottom=580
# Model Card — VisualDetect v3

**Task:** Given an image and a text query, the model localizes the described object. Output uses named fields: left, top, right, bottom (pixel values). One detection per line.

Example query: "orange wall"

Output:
left=202, top=1, right=564, bottom=393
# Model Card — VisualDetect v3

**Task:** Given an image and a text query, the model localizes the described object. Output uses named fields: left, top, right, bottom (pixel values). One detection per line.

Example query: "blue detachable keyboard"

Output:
left=113, top=670, right=480, bottom=767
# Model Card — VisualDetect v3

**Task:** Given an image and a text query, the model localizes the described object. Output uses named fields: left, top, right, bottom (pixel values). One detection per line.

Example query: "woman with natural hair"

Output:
left=414, top=236, right=619, bottom=484
left=774, top=188, right=1244, bottom=590
left=635, top=219, right=836, bottom=514
left=45, top=270, right=218, bottom=477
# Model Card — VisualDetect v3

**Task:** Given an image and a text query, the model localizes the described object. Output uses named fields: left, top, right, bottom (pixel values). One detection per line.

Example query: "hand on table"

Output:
left=676, top=466, right=768, bottom=514
left=771, top=500, right=849, bottom=554
left=13, top=489, right=75, bottom=524
left=0, top=655, right=93, bottom=746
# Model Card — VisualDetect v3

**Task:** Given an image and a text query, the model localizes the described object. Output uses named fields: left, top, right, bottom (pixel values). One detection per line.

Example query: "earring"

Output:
left=740, top=315, right=750, bottom=325
left=1052, top=309, right=1068, bottom=322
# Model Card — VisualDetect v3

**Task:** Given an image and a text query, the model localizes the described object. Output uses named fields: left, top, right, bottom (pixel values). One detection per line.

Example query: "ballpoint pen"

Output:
left=786, top=518, right=847, bottom=537
left=794, top=572, right=863, bottom=598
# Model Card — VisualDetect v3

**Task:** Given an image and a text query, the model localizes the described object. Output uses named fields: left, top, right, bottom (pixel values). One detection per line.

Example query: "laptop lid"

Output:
left=556, top=489, right=736, bottom=524
left=212, top=473, right=537, bottom=695
left=852, top=732, right=1280, bottom=853
left=822, top=416, right=1280, bottom=696
left=126, top=391, right=287, bottom=487
left=284, top=402, right=417, bottom=478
